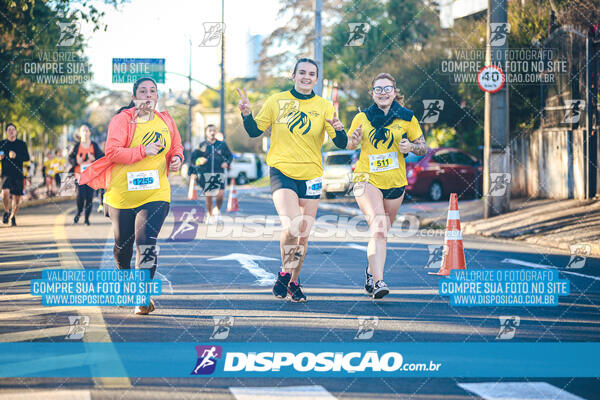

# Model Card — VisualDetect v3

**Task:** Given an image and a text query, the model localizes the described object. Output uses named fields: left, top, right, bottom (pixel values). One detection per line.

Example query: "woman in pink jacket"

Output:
left=80, top=77, right=184, bottom=315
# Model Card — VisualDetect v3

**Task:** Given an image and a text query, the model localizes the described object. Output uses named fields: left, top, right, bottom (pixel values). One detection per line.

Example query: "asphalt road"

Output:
left=0, top=179, right=598, bottom=399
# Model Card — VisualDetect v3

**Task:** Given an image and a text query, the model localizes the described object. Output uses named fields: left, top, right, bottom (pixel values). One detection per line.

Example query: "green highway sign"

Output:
left=112, top=58, right=165, bottom=84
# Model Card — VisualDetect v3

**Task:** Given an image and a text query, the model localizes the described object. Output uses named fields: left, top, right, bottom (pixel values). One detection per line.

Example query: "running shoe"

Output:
left=10, top=216, right=16, bottom=227
left=365, top=266, right=373, bottom=295
left=288, top=281, right=307, bottom=302
left=272, top=271, right=291, bottom=299
left=373, top=280, right=389, bottom=299
left=73, top=214, right=80, bottom=224
left=84, top=219, right=90, bottom=226
left=2, top=212, right=8, bottom=224
left=134, top=298, right=155, bottom=315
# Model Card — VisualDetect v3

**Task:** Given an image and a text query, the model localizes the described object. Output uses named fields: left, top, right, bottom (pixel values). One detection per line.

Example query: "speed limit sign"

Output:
left=477, top=65, right=505, bottom=93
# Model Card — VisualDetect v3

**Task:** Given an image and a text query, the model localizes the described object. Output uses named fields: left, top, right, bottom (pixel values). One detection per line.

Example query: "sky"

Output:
left=83, top=0, right=283, bottom=93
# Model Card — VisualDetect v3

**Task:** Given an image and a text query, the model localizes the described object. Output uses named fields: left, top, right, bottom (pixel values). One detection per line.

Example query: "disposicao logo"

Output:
left=191, top=345, right=222, bottom=375
left=223, top=350, right=404, bottom=373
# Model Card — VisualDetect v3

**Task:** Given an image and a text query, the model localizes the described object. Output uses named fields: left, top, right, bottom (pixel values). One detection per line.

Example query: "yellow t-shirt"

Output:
left=104, top=115, right=172, bottom=209
left=50, top=157, right=65, bottom=177
left=349, top=112, right=423, bottom=189
left=45, top=159, right=55, bottom=177
left=255, top=90, right=340, bottom=180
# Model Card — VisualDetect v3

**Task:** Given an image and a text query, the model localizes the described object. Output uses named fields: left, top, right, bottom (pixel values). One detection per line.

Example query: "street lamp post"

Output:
left=220, top=0, right=226, bottom=138
left=187, top=38, right=192, bottom=160
left=314, top=0, right=323, bottom=96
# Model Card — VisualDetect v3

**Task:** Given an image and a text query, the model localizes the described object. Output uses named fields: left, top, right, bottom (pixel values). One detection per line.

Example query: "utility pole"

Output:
left=483, top=0, right=510, bottom=218
left=220, top=0, right=226, bottom=137
left=314, top=0, right=323, bottom=96
left=187, top=38, right=192, bottom=160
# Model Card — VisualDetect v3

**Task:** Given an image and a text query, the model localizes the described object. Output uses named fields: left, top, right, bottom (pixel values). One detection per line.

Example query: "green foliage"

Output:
left=257, top=0, right=589, bottom=158
left=0, top=0, right=124, bottom=147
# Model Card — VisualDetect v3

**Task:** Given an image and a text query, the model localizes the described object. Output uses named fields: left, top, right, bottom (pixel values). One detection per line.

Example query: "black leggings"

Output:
left=106, top=201, right=169, bottom=279
left=76, top=184, right=94, bottom=220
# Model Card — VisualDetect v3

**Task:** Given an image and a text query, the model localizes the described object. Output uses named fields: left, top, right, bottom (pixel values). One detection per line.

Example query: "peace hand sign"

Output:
left=325, top=112, right=344, bottom=131
left=236, top=88, right=251, bottom=116
left=348, top=124, right=362, bottom=149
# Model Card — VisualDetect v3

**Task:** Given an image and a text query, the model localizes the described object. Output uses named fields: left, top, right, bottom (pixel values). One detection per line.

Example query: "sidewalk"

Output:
left=460, top=198, right=600, bottom=257
left=17, top=174, right=76, bottom=210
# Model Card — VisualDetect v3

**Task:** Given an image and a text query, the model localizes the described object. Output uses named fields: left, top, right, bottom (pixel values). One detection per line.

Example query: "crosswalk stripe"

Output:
left=458, top=382, right=587, bottom=400
left=229, top=385, right=337, bottom=400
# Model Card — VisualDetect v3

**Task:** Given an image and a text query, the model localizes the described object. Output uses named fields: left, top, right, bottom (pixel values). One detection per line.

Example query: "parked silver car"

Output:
left=322, top=150, right=360, bottom=199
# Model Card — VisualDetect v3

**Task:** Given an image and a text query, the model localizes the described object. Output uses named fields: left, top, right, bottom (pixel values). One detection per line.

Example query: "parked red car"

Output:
left=405, top=148, right=483, bottom=201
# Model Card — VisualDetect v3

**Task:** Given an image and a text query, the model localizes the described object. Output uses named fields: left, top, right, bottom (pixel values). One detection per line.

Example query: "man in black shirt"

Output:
left=0, top=124, right=30, bottom=226
left=189, top=124, right=233, bottom=222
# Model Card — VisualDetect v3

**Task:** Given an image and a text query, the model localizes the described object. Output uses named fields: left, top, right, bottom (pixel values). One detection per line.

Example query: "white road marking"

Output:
left=229, top=385, right=337, bottom=400
left=346, top=243, right=367, bottom=252
left=458, top=381, right=587, bottom=400
left=502, top=258, right=600, bottom=282
left=209, top=253, right=277, bottom=286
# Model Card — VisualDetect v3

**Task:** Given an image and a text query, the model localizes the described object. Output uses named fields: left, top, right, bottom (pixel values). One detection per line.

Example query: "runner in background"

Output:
left=96, top=139, right=107, bottom=213
left=69, top=124, right=104, bottom=225
left=347, top=73, right=427, bottom=299
left=52, top=149, right=66, bottom=191
left=79, top=77, right=184, bottom=315
left=0, top=124, right=30, bottom=226
left=190, top=124, right=233, bottom=223
left=237, top=58, right=348, bottom=302
left=43, top=150, right=55, bottom=197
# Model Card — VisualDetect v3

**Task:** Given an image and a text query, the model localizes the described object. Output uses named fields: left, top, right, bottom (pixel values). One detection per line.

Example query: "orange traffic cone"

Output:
left=227, top=178, right=239, bottom=212
left=188, top=175, right=198, bottom=200
left=429, top=193, right=466, bottom=276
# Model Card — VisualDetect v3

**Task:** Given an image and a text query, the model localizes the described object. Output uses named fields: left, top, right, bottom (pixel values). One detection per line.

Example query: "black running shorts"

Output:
left=1, top=176, right=24, bottom=196
left=378, top=186, right=405, bottom=200
left=270, top=167, right=322, bottom=200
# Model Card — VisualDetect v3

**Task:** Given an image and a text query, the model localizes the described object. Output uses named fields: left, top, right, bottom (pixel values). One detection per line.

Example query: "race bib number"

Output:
left=127, top=170, right=160, bottom=191
left=80, top=163, right=91, bottom=172
left=369, top=152, right=399, bottom=173
left=305, top=176, right=322, bottom=196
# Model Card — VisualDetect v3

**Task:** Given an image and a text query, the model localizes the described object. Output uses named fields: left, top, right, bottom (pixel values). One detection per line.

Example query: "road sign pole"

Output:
left=483, top=0, right=510, bottom=218
left=187, top=39, right=192, bottom=160
left=314, top=0, right=323, bottom=96
left=220, top=0, right=226, bottom=138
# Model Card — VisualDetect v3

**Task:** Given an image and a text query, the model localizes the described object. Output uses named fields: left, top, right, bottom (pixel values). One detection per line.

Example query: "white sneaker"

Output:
left=212, top=207, right=221, bottom=222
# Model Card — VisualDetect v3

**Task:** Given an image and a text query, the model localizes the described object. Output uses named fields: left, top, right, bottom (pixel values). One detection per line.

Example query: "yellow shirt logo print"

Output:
left=287, top=111, right=312, bottom=135
left=368, top=127, right=394, bottom=149
left=142, top=131, right=166, bottom=154
left=276, top=99, right=300, bottom=123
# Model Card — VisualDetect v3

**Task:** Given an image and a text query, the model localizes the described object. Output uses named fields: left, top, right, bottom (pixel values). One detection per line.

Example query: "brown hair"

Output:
left=371, top=73, right=404, bottom=105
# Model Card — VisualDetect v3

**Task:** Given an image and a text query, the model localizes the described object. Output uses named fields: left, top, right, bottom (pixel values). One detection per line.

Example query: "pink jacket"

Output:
left=79, top=108, right=184, bottom=190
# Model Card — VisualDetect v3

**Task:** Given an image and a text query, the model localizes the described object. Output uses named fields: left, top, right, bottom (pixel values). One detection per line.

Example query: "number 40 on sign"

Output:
left=477, top=65, right=505, bottom=93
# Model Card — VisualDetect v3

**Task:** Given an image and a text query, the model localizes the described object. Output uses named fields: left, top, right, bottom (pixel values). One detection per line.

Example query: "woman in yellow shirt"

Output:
left=237, top=58, right=348, bottom=302
left=82, top=77, right=184, bottom=315
left=347, top=73, right=428, bottom=299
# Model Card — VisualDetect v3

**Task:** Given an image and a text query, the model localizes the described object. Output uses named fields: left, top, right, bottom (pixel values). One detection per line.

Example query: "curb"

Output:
left=20, top=195, right=76, bottom=210
left=463, top=222, right=600, bottom=257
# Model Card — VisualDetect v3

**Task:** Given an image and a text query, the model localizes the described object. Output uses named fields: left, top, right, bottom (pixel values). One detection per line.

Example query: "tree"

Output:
left=0, top=0, right=124, bottom=147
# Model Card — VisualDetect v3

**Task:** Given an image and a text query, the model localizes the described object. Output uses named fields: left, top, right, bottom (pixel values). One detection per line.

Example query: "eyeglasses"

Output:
left=372, top=85, right=394, bottom=94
